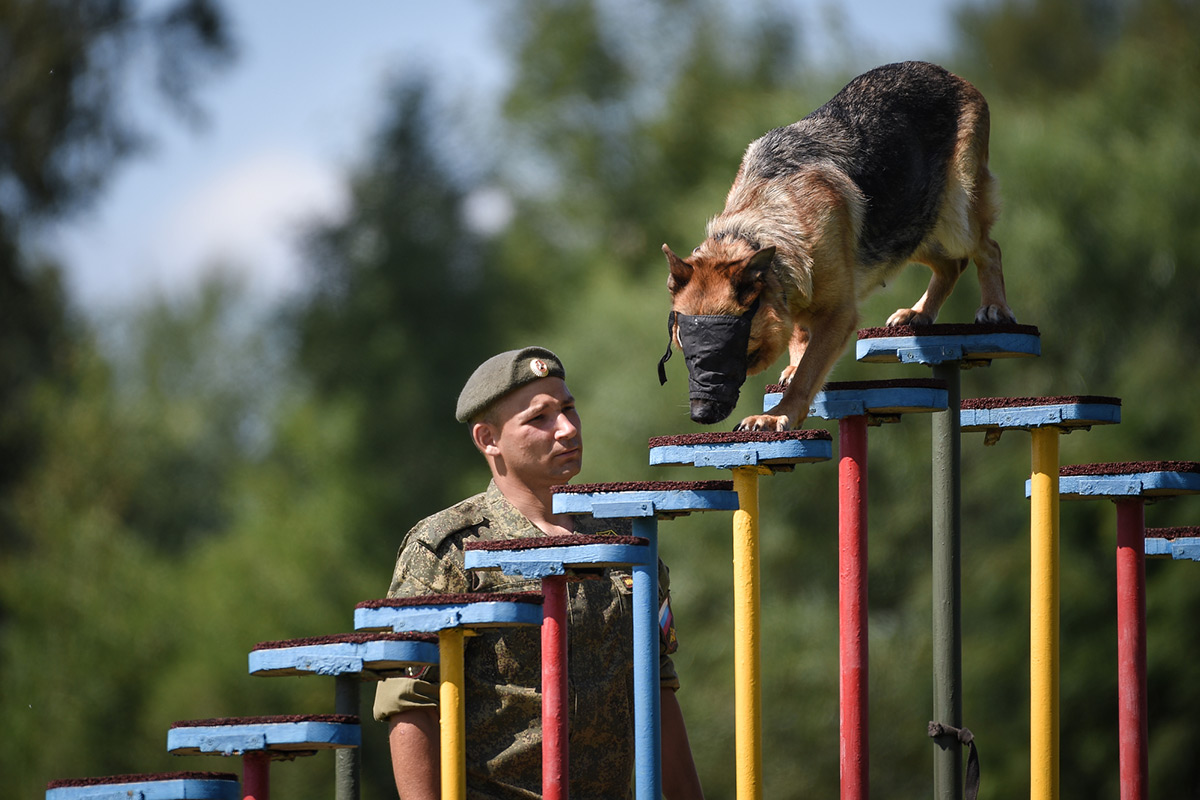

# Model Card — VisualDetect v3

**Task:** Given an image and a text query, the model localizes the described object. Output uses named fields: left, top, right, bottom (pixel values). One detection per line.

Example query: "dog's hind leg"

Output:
left=972, top=236, right=1014, bottom=323
left=887, top=251, right=967, bottom=326
left=956, top=90, right=1016, bottom=324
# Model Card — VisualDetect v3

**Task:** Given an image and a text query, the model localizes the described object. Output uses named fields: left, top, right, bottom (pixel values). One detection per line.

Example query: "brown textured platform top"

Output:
left=961, top=395, right=1122, bottom=409
left=766, top=378, right=948, bottom=393
left=170, top=714, right=358, bottom=728
left=1146, top=527, right=1200, bottom=540
left=858, top=322, right=1040, bottom=339
left=465, top=534, right=649, bottom=551
left=48, top=773, right=238, bottom=789
left=1059, top=461, right=1200, bottom=477
left=647, top=430, right=831, bottom=448
left=355, top=592, right=544, bottom=610
left=553, top=480, right=733, bottom=494
left=253, top=632, right=437, bottom=650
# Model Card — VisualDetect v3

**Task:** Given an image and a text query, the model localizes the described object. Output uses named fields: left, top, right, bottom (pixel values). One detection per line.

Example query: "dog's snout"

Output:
left=690, top=399, right=734, bottom=425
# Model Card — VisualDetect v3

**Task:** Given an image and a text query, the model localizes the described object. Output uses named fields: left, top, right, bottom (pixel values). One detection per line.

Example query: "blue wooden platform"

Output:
left=47, top=773, right=239, bottom=800
left=248, top=634, right=439, bottom=678
left=960, top=396, right=1121, bottom=434
left=763, top=379, right=948, bottom=421
left=1145, top=528, right=1200, bottom=561
left=551, top=482, right=740, bottom=517
left=464, top=537, right=651, bottom=579
left=647, top=432, right=831, bottom=472
left=354, top=594, right=544, bottom=634
left=1037, top=462, right=1200, bottom=500
left=167, top=716, right=360, bottom=757
left=855, top=323, right=1041, bottom=366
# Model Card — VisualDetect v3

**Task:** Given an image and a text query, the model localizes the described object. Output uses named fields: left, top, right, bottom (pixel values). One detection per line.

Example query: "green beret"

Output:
left=455, top=346, right=566, bottom=423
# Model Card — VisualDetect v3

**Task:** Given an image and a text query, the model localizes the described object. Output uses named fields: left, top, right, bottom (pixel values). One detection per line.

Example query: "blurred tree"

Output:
left=0, top=0, right=235, bottom=549
left=0, top=276, right=377, bottom=796
left=8, top=0, right=1200, bottom=798
left=288, top=79, right=511, bottom=576
left=0, top=0, right=235, bottom=221
left=944, top=1, right=1200, bottom=796
left=952, top=0, right=1123, bottom=99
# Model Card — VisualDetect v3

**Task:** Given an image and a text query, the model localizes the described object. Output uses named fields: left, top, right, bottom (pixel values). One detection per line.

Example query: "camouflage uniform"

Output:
left=373, top=481, right=679, bottom=800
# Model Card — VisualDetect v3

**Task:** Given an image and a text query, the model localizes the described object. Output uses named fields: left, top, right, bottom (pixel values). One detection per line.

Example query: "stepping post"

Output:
left=47, top=772, right=241, bottom=800
left=857, top=323, right=1040, bottom=800
left=1051, top=461, right=1200, bottom=800
left=166, top=715, right=361, bottom=800
left=764, top=380, right=948, bottom=800
left=1145, top=526, right=1200, bottom=561
left=248, top=632, right=440, bottom=800
left=960, top=395, right=1120, bottom=800
left=464, top=533, right=652, bottom=800
left=551, top=481, right=740, bottom=800
left=648, top=432, right=832, bottom=800
left=353, top=593, right=544, bottom=800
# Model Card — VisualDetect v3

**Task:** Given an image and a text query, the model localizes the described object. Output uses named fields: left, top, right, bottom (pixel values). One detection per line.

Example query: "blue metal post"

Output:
left=631, top=516, right=661, bottom=800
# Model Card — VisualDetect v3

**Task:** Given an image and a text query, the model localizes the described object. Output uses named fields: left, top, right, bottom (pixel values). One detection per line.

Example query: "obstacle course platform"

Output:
left=1145, top=527, right=1200, bottom=561
left=354, top=592, right=544, bottom=633
left=249, top=632, right=439, bottom=678
left=167, top=714, right=360, bottom=758
left=764, top=378, right=949, bottom=421
left=856, top=323, right=1041, bottom=365
left=46, top=772, right=239, bottom=800
left=648, top=431, right=831, bottom=473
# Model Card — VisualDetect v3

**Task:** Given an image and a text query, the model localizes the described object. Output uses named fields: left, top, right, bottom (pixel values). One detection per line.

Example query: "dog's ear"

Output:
left=735, top=246, right=776, bottom=306
left=662, top=244, right=692, bottom=293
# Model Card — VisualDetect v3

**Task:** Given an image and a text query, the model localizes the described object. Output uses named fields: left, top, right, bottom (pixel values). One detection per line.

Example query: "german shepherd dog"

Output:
left=659, top=61, right=1015, bottom=431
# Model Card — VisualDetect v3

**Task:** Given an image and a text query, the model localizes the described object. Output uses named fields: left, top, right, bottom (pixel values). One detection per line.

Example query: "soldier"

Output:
left=373, top=346, right=705, bottom=799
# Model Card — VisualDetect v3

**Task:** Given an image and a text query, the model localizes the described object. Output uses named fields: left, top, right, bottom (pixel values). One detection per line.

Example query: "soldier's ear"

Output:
left=471, top=421, right=501, bottom=456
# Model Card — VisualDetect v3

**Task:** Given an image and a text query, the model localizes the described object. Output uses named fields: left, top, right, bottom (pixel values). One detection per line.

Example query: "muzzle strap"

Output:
left=657, top=310, right=677, bottom=386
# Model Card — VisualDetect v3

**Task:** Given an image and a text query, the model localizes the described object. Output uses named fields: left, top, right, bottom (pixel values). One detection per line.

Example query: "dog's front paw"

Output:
left=734, top=413, right=791, bottom=432
left=975, top=304, right=1017, bottom=324
left=886, top=307, right=934, bottom=327
left=777, top=365, right=797, bottom=386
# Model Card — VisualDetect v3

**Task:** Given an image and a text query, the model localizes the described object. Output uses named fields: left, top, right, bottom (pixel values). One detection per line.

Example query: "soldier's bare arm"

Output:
left=388, top=708, right=439, bottom=800
left=661, top=687, right=705, bottom=800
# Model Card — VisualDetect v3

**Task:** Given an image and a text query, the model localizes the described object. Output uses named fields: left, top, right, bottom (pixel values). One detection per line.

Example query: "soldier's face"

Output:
left=490, top=378, right=583, bottom=486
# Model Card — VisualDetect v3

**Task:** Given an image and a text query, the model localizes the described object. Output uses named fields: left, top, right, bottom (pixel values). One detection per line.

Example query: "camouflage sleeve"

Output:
left=374, top=514, right=476, bottom=720
left=385, top=529, right=470, bottom=598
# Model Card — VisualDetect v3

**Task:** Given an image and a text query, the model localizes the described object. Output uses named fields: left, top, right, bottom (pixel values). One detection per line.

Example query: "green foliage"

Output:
left=0, top=0, right=235, bottom=593
left=6, top=0, right=1200, bottom=797
left=286, top=80, right=511, bottom=559
left=0, top=0, right=235, bottom=221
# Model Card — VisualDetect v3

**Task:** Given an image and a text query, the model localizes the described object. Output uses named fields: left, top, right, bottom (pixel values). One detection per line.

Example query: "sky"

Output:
left=45, top=0, right=962, bottom=314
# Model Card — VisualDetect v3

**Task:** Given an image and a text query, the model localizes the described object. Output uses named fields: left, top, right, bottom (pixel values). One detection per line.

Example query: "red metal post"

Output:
left=1114, top=499, right=1148, bottom=800
left=242, top=751, right=270, bottom=800
left=839, top=414, right=870, bottom=800
left=542, top=574, right=569, bottom=800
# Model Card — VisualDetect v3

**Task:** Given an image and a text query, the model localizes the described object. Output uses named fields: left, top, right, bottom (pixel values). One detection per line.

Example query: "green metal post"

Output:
left=931, top=361, right=963, bottom=800
left=335, top=674, right=361, bottom=800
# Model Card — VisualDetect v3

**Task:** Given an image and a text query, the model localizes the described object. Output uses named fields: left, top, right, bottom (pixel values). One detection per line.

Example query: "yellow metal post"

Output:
left=732, top=466, right=762, bottom=800
left=1030, top=427, right=1060, bottom=800
left=440, top=628, right=467, bottom=800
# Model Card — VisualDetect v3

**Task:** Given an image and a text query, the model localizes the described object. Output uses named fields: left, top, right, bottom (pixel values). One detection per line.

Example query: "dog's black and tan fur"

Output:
left=663, top=61, right=1015, bottom=430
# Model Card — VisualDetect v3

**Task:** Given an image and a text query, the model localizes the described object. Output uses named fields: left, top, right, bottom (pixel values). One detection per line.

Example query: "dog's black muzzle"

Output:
left=657, top=299, right=758, bottom=425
